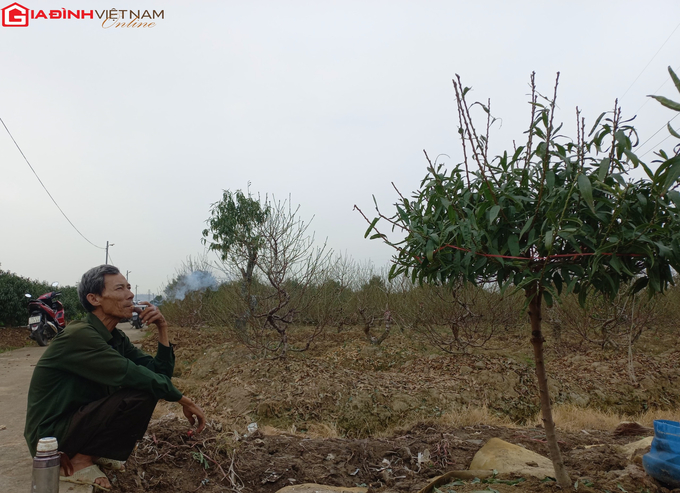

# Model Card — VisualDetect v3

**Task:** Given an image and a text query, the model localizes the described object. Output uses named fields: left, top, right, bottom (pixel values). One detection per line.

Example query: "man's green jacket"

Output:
left=24, top=313, right=183, bottom=457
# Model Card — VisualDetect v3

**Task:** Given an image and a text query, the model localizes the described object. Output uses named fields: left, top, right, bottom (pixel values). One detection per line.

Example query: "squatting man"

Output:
left=24, top=265, right=206, bottom=490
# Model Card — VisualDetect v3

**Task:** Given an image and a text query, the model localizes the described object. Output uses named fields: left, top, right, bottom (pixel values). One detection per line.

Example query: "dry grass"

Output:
left=301, top=422, right=340, bottom=438
left=532, top=403, right=680, bottom=432
left=374, top=404, right=516, bottom=438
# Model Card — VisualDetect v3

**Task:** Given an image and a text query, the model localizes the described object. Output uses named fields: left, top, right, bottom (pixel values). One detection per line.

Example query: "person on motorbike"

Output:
left=24, top=264, right=205, bottom=490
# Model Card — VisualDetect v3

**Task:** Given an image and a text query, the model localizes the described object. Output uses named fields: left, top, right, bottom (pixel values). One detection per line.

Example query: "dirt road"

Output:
left=0, top=324, right=145, bottom=491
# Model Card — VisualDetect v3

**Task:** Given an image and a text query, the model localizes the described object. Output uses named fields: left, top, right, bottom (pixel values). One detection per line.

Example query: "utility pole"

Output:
left=126, top=270, right=131, bottom=281
left=105, top=241, right=114, bottom=264
left=135, top=285, right=138, bottom=300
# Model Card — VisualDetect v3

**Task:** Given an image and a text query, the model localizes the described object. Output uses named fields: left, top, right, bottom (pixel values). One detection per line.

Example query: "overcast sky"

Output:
left=1, top=1, right=679, bottom=295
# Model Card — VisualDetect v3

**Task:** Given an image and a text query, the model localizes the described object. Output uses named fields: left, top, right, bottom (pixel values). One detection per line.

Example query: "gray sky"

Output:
left=2, top=1, right=680, bottom=295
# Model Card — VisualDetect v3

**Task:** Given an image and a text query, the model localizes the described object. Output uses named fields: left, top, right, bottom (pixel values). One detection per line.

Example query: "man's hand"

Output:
left=178, top=396, right=206, bottom=433
left=137, top=303, right=170, bottom=347
left=137, top=302, right=167, bottom=329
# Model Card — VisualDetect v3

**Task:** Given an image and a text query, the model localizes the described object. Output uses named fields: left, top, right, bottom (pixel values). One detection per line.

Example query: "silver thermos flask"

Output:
left=31, top=437, right=60, bottom=493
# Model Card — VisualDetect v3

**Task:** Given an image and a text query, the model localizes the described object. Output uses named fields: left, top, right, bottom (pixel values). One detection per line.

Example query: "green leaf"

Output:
left=668, top=122, right=680, bottom=139
left=612, top=173, right=627, bottom=187
left=365, top=217, right=379, bottom=238
left=553, top=272, right=563, bottom=295
left=661, top=155, right=680, bottom=194
left=623, top=149, right=640, bottom=168
left=543, top=290, right=553, bottom=307
left=488, top=205, right=501, bottom=225
left=577, top=174, right=595, bottom=212
left=636, top=193, right=647, bottom=206
left=519, top=216, right=533, bottom=238
left=655, top=241, right=672, bottom=258
left=670, top=66, right=680, bottom=94
left=508, top=235, right=520, bottom=257
left=649, top=95, right=680, bottom=112
left=588, top=112, right=606, bottom=136
left=426, top=239, right=435, bottom=262
left=545, top=229, right=553, bottom=250
left=667, top=190, right=680, bottom=207
left=473, top=256, right=487, bottom=271
left=578, top=285, right=588, bottom=307
left=630, top=276, right=648, bottom=295
left=598, top=158, right=610, bottom=181
left=546, top=170, right=555, bottom=190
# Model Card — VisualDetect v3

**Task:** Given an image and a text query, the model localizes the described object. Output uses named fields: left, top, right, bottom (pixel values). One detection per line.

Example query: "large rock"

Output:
left=275, top=484, right=368, bottom=493
left=469, top=438, right=555, bottom=479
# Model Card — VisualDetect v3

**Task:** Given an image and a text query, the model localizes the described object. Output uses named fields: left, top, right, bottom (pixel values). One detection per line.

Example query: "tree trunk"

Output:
left=235, top=250, right=258, bottom=335
left=527, top=285, right=571, bottom=489
left=627, top=296, right=637, bottom=385
left=373, top=309, right=392, bottom=346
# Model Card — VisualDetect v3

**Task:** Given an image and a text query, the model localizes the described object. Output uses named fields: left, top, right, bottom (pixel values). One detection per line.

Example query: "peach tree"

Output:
left=362, top=71, right=680, bottom=487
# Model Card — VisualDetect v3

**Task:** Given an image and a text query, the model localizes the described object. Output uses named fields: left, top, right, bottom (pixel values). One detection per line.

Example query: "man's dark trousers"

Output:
left=59, top=388, right=157, bottom=460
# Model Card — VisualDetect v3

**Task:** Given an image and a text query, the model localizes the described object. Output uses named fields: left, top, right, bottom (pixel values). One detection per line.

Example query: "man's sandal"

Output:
left=60, top=464, right=111, bottom=491
left=95, top=457, right=126, bottom=471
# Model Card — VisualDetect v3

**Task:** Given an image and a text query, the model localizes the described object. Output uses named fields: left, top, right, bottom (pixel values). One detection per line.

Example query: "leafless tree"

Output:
left=397, top=283, right=520, bottom=353
left=205, top=196, right=335, bottom=358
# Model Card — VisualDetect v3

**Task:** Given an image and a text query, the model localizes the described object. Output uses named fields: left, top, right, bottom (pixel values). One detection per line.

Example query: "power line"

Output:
left=641, top=134, right=676, bottom=159
left=631, top=64, right=680, bottom=116
left=1, top=116, right=105, bottom=250
left=619, top=20, right=680, bottom=101
left=636, top=113, right=680, bottom=154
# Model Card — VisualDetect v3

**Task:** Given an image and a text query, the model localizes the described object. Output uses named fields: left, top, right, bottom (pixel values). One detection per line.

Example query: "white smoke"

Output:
left=171, top=270, right=218, bottom=301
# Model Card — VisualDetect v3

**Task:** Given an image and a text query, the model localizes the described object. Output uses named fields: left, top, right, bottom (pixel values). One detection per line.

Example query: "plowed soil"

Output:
left=3, top=323, right=679, bottom=492
left=113, top=417, right=658, bottom=493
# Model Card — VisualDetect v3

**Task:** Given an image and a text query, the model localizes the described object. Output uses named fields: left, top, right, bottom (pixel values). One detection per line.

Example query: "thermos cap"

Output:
left=36, top=437, right=58, bottom=453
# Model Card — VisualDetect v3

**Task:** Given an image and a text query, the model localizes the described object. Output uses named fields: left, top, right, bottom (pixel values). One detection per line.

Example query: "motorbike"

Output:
left=25, top=282, right=66, bottom=346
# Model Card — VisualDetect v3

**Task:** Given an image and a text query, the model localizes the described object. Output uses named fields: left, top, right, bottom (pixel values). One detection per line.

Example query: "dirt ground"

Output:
left=129, top=323, right=677, bottom=493
left=0, top=341, right=46, bottom=492
left=113, top=416, right=659, bottom=493
left=3, top=322, right=679, bottom=493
